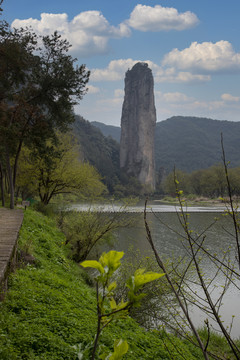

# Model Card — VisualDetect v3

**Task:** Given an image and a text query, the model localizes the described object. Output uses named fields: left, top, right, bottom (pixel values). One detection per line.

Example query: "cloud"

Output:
left=12, top=11, right=131, bottom=57
left=90, top=59, right=210, bottom=84
left=77, top=89, right=240, bottom=125
left=114, top=89, right=124, bottom=98
left=155, top=68, right=210, bottom=83
left=154, top=91, right=240, bottom=122
left=127, top=4, right=199, bottom=31
left=162, top=41, right=240, bottom=73
left=11, top=4, right=200, bottom=58
left=221, top=93, right=240, bottom=102
left=162, top=92, right=194, bottom=103
left=91, top=59, right=156, bottom=81
left=87, top=85, right=100, bottom=94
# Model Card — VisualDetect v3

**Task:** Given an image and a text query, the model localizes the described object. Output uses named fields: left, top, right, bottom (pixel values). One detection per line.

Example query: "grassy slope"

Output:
left=0, top=209, right=202, bottom=359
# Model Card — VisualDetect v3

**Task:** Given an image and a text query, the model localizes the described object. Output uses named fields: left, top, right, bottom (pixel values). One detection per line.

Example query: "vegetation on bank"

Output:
left=0, top=208, right=203, bottom=359
left=0, top=208, right=238, bottom=359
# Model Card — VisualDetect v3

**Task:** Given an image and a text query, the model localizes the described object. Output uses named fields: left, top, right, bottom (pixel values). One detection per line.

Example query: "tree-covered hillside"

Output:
left=155, top=116, right=240, bottom=173
left=92, top=116, right=240, bottom=174
left=72, top=116, right=120, bottom=192
left=91, top=121, right=121, bottom=143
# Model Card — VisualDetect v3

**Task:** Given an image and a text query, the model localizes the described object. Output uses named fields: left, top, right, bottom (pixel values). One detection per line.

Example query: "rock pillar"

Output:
left=120, top=62, right=156, bottom=190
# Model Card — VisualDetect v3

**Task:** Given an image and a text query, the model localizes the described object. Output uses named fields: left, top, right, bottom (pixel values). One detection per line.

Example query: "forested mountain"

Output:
left=72, top=115, right=120, bottom=192
left=92, top=121, right=121, bottom=143
left=92, top=116, right=240, bottom=174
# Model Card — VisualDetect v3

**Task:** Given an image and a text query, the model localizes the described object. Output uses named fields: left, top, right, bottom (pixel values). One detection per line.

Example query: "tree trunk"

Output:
left=13, top=139, right=23, bottom=189
left=5, top=146, right=14, bottom=209
left=0, top=162, right=5, bottom=207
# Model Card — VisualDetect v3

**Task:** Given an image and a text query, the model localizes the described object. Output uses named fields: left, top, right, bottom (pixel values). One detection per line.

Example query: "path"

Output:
left=0, top=208, right=24, bottom=293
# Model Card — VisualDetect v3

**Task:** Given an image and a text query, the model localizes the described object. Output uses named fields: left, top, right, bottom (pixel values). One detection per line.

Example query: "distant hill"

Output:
left=91, top=121, right=121, bottom=142
left=92, top=116, right=240, bottom=174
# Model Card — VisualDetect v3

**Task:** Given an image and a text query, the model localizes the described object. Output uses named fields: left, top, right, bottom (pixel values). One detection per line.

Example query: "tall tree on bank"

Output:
left=17, top=133, right=106, bottom=205
left=0, top=11, right=90, bottom=208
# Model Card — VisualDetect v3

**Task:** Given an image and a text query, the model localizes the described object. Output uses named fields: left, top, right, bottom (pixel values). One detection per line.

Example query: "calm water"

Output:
left=73, top=202, right=240, bottom=337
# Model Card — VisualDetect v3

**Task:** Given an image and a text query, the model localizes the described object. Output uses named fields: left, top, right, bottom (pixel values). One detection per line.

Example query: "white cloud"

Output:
left=155, top=68, right=210, bottom=83
left=221, top=93, right=240, bottom=102
left=87, top=85, right=100, bottom=94
left=77, top=88, right=240, bottom=125
left=162, top=41, right=240, bottom=73
left=127, top=4, right=199, bottom=31
left=91, top=59, right=136, bottom=81
left=154, top=91, right=240, bottom=122
left=12, top=13, right=69, bottom=34
left=11, top=5, right=200, bottom=58
left=91, top=59, right=157, bottom=81
left=12, top=11, right=131, bottom=57
left=91, top=59, right=210, bottom=84
left=162, top=92, right=194, bottom=103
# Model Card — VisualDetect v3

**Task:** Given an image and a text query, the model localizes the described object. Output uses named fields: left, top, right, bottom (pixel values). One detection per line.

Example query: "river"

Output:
left=72, top=201, right=240, bottom=338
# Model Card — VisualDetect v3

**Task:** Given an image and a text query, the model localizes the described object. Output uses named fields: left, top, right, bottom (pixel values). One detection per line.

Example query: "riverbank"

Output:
left=158, top=195, right=228, bottom=207
left=0, top=208, right=237, bottom=359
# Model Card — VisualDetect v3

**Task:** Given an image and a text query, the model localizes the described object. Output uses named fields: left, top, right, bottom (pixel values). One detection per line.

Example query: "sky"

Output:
left=2, top=0, right=240, bottom=125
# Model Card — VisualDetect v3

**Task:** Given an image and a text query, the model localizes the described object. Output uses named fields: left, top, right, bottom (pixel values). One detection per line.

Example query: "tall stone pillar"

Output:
left=120, top=62, right=156, bottom=190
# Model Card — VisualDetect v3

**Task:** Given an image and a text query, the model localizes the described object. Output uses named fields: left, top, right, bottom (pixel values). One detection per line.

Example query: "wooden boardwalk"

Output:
left=0, top=208, right=24, bottom=294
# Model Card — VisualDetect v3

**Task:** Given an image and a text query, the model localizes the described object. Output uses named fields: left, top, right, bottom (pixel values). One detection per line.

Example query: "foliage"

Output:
left=163, top=164, right=240, bottom=198
left=0, top=13, right=90, bottom=208
left=72, top=116, right=144, bottom=197
left=58, top=208, right=135, bottom=262
left=81, top=250, right=164, bottom=359
left=107, top=339, right=129, bottom=360
left=163, top=169, right=190, bottom=196
left=92, top=116, right=240, bottom=174
left=0, top=209, right=96, bottom=359
left=0, top=208, right=200, bottom=359
left=72, top=116, right=121, bottom=194
left=144, top=162, right=240, bottom=360
left=17, top=132, right=105, bottom=204
left=114, top=249, right=179, bottom=330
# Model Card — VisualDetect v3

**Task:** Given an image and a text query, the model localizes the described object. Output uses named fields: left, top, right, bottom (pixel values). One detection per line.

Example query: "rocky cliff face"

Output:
left=120, top=62, right=156, bottom=190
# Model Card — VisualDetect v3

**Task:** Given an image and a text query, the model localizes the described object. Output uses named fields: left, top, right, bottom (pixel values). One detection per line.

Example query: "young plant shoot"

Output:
left=81, top=250, right=164, bottom=360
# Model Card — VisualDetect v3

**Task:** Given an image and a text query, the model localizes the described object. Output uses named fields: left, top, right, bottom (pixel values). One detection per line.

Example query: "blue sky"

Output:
left=3, top=0, right=240, bottom=125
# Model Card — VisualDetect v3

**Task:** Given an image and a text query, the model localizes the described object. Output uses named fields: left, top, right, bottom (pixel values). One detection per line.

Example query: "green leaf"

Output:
left=99, top=251, right=124, bottom=275
left=108, top=281, right=117, bottom=293
left=128, top=269, right=165, bottom=293
left=116, top=298, right=129, bottom=311
left=127, top=291, right=146, bottom=306
left=108, top=339, right=129, bottom=360
left=80, top=260, right=104, bottom=274
left=126, top=275, right=135, bottom=291
left=109, top=298, right=117, bottom=311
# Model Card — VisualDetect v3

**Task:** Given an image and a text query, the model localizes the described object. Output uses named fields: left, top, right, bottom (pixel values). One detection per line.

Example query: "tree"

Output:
left=198, top=165, right=226, bottom=198
left=144, top=159, right=240, bottom=359
left=228, top=167, right=240, bottom=196
left=17, top=132, right=105, bottom=205
left=0, top=16, right=90, bottom=208
left=114, top=249, right=179, bottom=330
left=163, top=169, right=190, bottom=196
left=59, top=205, right=136, bottom=262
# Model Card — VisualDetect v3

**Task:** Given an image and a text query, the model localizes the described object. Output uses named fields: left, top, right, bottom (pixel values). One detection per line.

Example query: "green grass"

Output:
left=0, top=208, right=236, bottom=359
left=0, top=209, right=96, bottom=359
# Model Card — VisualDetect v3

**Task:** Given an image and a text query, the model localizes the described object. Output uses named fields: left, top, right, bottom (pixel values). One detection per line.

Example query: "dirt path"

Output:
left=0, top=208, right=24, bottom=290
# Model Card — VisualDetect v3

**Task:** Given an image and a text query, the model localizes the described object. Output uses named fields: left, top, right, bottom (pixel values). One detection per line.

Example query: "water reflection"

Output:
left=73, top=203, right=240, bottom=338
left=71, top=201, right=227, bottom=213
left=113, top=211, right=240, bottom=338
